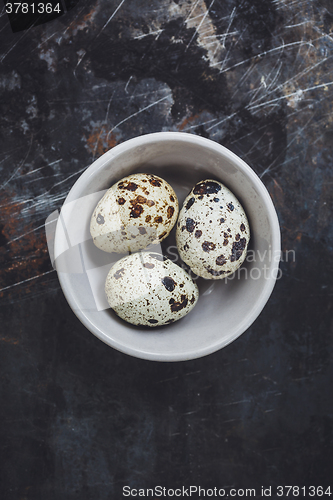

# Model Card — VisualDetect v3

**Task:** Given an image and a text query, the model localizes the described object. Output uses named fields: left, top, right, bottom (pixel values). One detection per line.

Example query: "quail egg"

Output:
left=176, top=179, right=250, bottom=279
left=105, top=252, right=199, bottom=327
left=90, top=173, right=179, bottom=253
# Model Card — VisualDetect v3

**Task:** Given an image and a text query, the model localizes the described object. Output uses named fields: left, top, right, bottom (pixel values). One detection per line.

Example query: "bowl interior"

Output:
left=55, top=132, right=280, bottom=361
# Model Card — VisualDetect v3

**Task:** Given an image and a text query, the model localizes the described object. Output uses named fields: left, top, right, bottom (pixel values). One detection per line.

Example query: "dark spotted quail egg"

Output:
left=176, top=179, right=250, bottom=279
left=105, top=252, right=199, bottom=327
left=90, top=173, right=178, bottom=253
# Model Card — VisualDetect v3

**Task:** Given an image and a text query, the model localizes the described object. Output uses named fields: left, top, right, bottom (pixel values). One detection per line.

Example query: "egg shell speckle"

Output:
left=105, top=252, right=199, bottom=327
left=90, top=173, right=179, bottom=253
left=176, top=179, right=250, bottom=279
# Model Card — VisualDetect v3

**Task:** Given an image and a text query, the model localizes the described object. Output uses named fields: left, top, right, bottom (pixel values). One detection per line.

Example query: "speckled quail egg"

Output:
left=105, top=252, right=199, bottom=327
left=90, top=173, right=179, bottom=253
left=176, top=179, right=250, bottom=279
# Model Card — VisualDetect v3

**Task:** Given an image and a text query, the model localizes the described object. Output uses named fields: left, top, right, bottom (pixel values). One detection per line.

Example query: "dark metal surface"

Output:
left=0, top=0, right=332, bottom=498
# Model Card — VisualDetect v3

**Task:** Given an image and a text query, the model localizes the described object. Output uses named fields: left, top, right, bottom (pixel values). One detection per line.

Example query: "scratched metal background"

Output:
left=0, top=0, right=333, bottom=498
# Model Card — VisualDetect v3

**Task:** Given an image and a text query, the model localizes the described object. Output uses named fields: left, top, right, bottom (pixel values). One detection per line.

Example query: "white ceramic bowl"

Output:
left=54, top=132, right=280, bottom=361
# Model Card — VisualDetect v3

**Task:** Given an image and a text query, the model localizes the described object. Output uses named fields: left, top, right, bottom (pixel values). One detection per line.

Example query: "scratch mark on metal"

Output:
left=248, top=80, right=333, bottom=111
left=0, top=269, right=56, bottom=294
left=1, top=135, right=33, bottom=190
left=107, top=93, right=172, bottom=138
left=96, top=0, right=127, bottom=38
left=185, top=0, right=215, bottom=52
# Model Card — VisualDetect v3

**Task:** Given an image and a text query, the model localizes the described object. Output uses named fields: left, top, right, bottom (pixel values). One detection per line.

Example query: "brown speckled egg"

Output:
left=105, top=252, right=199, bottom=327
left=176, top=179, right=250, bottom=279
left=90, top=173, right=178, bottom=253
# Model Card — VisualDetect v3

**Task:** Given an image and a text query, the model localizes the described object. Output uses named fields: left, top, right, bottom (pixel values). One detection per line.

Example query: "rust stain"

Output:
left=0, top=192, right=51, bottom=299
left=294, top=232, right=302, bottom=244
left=270, top=179, right=284, bottom=207
left=1, top=337, right=19, bottom=345
left=178, top=114, right=199, bottom=131
left=66, top=2, right=100, bottom=36
left=84, top=125, right=117, bottom=157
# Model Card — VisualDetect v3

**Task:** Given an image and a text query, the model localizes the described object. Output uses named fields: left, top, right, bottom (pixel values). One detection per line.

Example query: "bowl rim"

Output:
left=55, top=131, right=281, bottom=361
